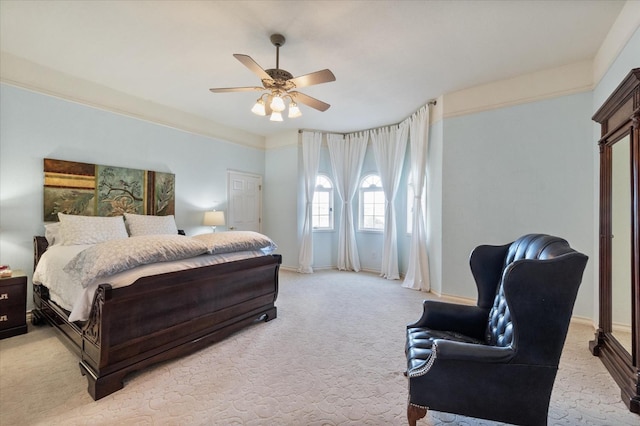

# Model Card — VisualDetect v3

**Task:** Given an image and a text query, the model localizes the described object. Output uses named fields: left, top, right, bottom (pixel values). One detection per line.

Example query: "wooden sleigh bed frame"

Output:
left=32, top=235, right=281, bottom=400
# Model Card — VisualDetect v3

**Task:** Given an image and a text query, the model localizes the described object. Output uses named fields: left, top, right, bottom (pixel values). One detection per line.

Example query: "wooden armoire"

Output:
left=589, top=68, right=640, bottom=414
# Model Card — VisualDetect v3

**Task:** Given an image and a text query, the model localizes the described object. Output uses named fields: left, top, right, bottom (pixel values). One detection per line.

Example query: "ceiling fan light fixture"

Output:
left=210, top=33, right=335, bottom=122
left=270, top=111, right=283, bottom=122
left=251, top=98, right=266, bottom=116
left=270, top=94, right=286, bottom=112
left=288, top=102, right=302, bottom=118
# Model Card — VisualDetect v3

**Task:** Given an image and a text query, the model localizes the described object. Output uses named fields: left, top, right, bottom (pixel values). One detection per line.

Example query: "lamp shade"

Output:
left=251, top=99, right=266, bottom=116
left=203, top=210, right=225, bottom=226
left=270, top=95, right=285, bottom=112
left=269, top=111, right=283, bottom=122
left=288, top=102, right=302, bottom=118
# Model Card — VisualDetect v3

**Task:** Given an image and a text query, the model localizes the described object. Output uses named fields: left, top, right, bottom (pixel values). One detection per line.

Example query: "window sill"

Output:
left=358, top=229, right=384, bottom=234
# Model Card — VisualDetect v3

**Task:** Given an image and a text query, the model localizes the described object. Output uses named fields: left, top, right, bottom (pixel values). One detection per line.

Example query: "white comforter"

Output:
left=33, top=238, right=272, bottom=322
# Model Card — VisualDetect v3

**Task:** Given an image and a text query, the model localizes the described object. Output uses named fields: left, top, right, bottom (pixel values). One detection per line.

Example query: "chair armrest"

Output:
left=435, top=339, right=515, bottom=363
left=408, top=300, right=489, bottom=341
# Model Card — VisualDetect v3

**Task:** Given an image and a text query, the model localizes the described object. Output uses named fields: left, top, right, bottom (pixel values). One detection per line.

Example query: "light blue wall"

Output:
left=0, top=84, right=265, bottom=309
left=441, top=92, right=595, bottom=318
left=264, top=143, right=299, bottom=270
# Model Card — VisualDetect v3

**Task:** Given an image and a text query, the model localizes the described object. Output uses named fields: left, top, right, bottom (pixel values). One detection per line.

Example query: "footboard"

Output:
left=80, top=254, right=281, bottom=400
left=33, top=234, right=281, bottom=400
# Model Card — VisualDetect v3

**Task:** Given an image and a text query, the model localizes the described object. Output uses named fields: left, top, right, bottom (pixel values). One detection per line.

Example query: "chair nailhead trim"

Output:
left=408, top=341, right=438, bottom=378
left=409, top=401, right=429, bottom=410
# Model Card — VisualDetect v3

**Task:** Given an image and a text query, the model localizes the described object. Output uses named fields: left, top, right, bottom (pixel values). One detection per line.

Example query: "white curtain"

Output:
left=298, top=131, right=322, bottom=273
left=371, top=123, right=409, bottom=279
left=328, top=131, right=368, bottom=271
left=402, top=105, right=431, bottom=291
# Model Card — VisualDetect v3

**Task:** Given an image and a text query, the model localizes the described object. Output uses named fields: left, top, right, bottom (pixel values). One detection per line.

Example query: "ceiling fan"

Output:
left=209, top=33, right=336, bottom=121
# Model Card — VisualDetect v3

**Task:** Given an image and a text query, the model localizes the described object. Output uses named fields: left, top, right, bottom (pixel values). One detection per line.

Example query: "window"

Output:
left=312, top=174, right=334, bottom=230
left=359, top=174, right=385, bottom=231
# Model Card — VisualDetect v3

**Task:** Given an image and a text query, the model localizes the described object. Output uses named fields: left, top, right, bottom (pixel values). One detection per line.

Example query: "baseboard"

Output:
left=569, top=315, right=597, bottom=329
left=275, top=269, right=600, bottom=328
left=435, top=293, right=476, bottom=306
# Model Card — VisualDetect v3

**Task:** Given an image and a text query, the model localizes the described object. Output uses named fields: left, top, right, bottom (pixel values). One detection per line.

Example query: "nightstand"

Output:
left=0, top=270, right=27, bottom=339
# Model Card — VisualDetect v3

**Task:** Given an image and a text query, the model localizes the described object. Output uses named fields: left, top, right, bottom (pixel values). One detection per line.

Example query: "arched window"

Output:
left=312, top=174, right=334, bottom=231
left=359, top=174, right=384, bottom=231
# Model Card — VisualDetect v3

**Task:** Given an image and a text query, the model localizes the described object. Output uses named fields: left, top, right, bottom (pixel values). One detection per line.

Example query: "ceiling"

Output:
left=0, top=1, right=626, bottom=138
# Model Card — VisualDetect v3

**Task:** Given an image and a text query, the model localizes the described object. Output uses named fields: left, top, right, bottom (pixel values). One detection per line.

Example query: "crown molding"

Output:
left=593, top=1, right=640, bottom=86
left=0, top=52, right=265, bottom=149
left=442, top=60, right=594, bottom=119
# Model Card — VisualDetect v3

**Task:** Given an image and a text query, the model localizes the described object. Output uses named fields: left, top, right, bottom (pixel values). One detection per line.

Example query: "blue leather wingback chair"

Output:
left=405, top=234, right=588, bottom=426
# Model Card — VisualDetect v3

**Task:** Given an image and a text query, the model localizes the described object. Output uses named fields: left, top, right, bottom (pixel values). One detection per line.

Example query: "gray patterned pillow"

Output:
left=124, top=213, right=178, bottom=236
left=192, top=231, right=277, bottom=255
left=58, top=213, right=128, bottom=245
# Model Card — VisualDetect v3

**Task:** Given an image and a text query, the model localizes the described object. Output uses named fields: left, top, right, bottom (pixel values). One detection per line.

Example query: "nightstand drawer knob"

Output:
left=0, top=315, right=7, bottom=322
left=0, top=293, right=8, bottom=300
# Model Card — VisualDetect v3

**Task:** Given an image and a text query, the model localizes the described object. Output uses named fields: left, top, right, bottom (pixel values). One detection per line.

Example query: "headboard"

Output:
left=43, top=158, right=175, bottom=221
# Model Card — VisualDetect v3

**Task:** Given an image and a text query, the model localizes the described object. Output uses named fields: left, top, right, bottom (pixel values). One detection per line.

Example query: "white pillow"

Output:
left=58, top=213, right=128, bottom=245
left=44, top=222, right=61, bottom=246
left=124, top=213, right=178, bottom=236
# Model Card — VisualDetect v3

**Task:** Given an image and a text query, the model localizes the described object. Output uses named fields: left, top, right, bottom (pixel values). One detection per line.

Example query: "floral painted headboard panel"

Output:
left=43, top=158, right=175, bottom=221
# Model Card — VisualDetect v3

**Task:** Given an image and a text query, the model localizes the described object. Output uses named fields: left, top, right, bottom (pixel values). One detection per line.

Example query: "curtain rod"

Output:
left=298, top=99, right=437, bottom=135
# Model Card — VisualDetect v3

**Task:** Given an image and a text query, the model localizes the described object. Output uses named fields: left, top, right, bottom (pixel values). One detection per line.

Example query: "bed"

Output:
left=31, top=213, right=281, bottom=400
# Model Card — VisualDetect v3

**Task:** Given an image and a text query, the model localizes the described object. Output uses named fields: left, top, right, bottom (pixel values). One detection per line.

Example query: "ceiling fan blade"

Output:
left=209, top=86, right=264, bottom=93
left=289, top=69, right=336, bottom=89
left=290, top=91, right=331, bottom=112
left=233, top=54, right=272, bottom=81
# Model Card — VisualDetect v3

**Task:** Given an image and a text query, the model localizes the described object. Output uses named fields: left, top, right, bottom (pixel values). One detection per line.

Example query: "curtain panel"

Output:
left=298, top=131, right=322, bottom=273
left=371, top=123, right=409, bottom=279
left=402, top=105, right=431, bottom=291
left=328, top=131, right=368, bottom=271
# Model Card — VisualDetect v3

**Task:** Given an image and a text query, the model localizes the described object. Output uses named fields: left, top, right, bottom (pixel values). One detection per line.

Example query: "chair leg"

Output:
left=407, top=403, right=427, bottom=426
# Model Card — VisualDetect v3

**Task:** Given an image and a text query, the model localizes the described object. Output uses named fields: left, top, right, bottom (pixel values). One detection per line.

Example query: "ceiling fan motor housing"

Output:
left=270, top=33, right=286, bottom=47
left=264, top=68, right=295, bottom=90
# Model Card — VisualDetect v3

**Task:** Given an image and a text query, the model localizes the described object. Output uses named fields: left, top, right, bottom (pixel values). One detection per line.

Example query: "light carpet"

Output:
left=1, top=269, right=638, bottom=425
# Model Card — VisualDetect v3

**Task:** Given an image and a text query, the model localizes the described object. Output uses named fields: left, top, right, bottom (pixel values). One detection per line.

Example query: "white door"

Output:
left=227, top=171, right=262, bottom=232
